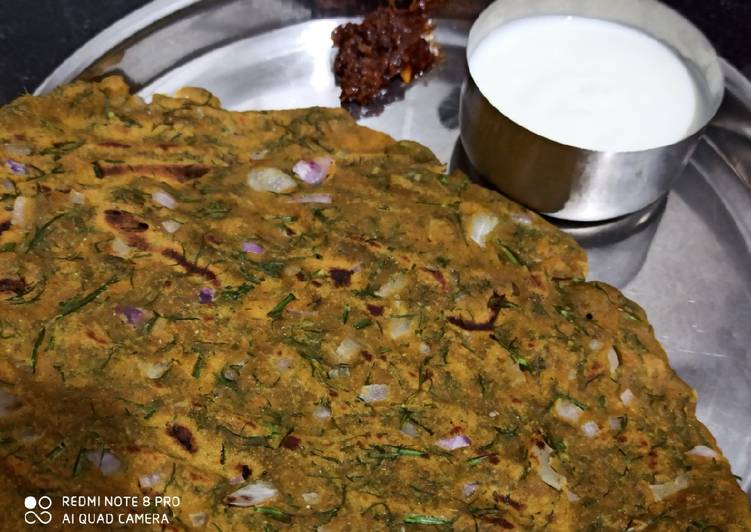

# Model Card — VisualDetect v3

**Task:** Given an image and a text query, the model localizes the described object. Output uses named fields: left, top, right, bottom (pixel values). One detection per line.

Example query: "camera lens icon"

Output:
left=24, top=496, right=52, bottom=525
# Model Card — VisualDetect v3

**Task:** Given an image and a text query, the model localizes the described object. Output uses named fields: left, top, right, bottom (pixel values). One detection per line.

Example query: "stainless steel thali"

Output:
left=36, top=0, right=751, bottom=499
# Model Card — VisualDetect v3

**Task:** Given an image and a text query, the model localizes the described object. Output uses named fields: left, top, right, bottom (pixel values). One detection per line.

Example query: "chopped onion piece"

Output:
left=436, top=434, right=471, bottom=451
left=387, top=316, right=413, bottom=340
left=328, top=366, right=350, bottom=379
left=86, top=449, right=121, bottom=476
left=467, top=212, right=498, bottom=248
left=224, top=481, right=278, bottom=507
left=11, top=196, right=30, bottom=228
left=288, top=193, right=332, bottom=204
left=152, top=190, right=176, bottom=209
left=359, top=384, right=389, bottom=404
left=276, top=358, right=292, bottom=372
left=511, top=212, right=532, bottom=225
left=302, top=492, right=320, bottom=505
left=222, top=366, right=239, bottom=381
left=588, top=339, right=603, bottom=351
left=463, top=482, right=479, bottom=498
left=1, top=179, right=13, bottom=191
left=581, top=421, right=599, bottom=439
left=69, top=189, right=86, bottom=205
left=110, top=237, right=134, bottom=259
left=161, top=220, right=182, bottom=233
left=115, top=305, right=153, bottom=328
left=530, top=442, right=567, bottom=491
left=100, top=452, right=122, bottom=476
left=287, top=308, right=318, bottom=318
left=242, top=241, right=264, bottom=254
left=146, top=361, right=171, bottom=380
left=686, top=445, right=718, bottom=459
left=19, top=427, right=41, bottom=444
left=400, top=422, right=418, bottom=438
left=375, top=273, right=407, bottom=298
left=293, top=156, right=333, bottom=185
left=189, top=512, right=208, bottom=527
left=4, top=143, right=32, bottom=156
left=566, top=490, right=580, bottom=502
left=247, top=167, right=297, bottom=193
left=607, top=347, right=619, bottom=375
left=620, top=388, right=635, bottom=406
left=138, top=473, right=161, bottom=489
left=6, top=159, right=26, bottom=175
left=199, top=287, right=215, bottom=304
left=0, top=389, right=20, bottom=416
left=608, top=416, right=623, bottom=431
left=554, top=399, right=583, bottom=424
left=313, top=405, right=331, bottom=420
left=649, top=474, right=689, bottom=502
left=418, top=342, right=431, bottom=355
left=334, top=337, right=361, bottom=363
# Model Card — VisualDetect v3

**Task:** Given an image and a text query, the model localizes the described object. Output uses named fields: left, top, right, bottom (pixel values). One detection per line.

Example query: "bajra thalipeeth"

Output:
left=0, top=77, right=749, bottom=530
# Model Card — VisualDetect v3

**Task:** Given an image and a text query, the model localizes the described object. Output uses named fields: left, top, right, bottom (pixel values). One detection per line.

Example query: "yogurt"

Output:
left=469, top=15, right=703, bottom=152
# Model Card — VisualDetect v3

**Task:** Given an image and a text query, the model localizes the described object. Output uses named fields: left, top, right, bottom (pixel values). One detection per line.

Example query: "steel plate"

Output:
left=36, top=0, right=751, bottom=499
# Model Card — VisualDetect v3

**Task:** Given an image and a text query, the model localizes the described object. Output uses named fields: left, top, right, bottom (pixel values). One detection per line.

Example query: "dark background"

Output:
left=0, top=0, right=748, bottom=104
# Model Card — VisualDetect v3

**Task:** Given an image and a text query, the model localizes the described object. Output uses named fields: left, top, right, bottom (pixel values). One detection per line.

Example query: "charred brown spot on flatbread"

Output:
left=104, top=209, right=149, bottom=232
left=166, top=424, right=197, bottom=453
left=100, top=163, right=210, bottom=182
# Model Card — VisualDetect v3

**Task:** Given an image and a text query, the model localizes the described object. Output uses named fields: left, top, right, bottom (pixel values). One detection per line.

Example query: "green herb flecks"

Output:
left=316, top=485, right=347, bottom=525
left=192, top=353, right=205, bottom=379
left=255, top=507, right=293, bottom=523
left=496, top=241, right=524, bottom=266
left=196, top=201, right=232, bottom=219
left=220, top=282, right=254, bottom=302
left=162, top=314, right=199, bottom=322
left=352, top=318, right=372, bottom=330
left=107, top=111, right=142, bottom=128
left=491, top=330, right=528, bottom=370
left=251, top=260, right=286, bottom=278
left=111, top=187, right=148, bottom=205
left=46, top=440, right=66, bottom=460
left=218, top=425, right=270, bottom=447
left=72, top=447, right=87, bottom=476
left=30, top=327, right=46, bottom=373
left=556, top=392, right=588, bottom=411
left=341, top=305, right=350, bottom=324
left=56, top=277, right=117, bottom=318
left=403, top=514, right=454, bottom=526
left=466, top=453, right=498, bottom=466
left=353, top=284, right=379, bottom=299
left=142, top=400, right=162, bottom=420
left=25, top=211, right=67, bottom=252
left=476, top=372, right=491, bottom=397
left=92, top=161, right=104, bottom=178
left=40, top=140, right=84, bottom=160
left=399, top=407, right=434, bottom=435
left=368, top=444, right=428, bottom=460
left=555, top=305, right=577, bottom=323
left=267, top=293, right=296, bottom=320
left=95, top=348, right=117, bottom=374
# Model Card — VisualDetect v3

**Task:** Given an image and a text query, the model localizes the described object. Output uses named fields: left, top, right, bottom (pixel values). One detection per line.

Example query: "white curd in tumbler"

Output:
left=469, top=15, right=702, bottom=152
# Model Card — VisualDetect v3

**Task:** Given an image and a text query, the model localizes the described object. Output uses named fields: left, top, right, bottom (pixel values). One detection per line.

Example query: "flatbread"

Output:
left=0, top=77, right=748, bottom=530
